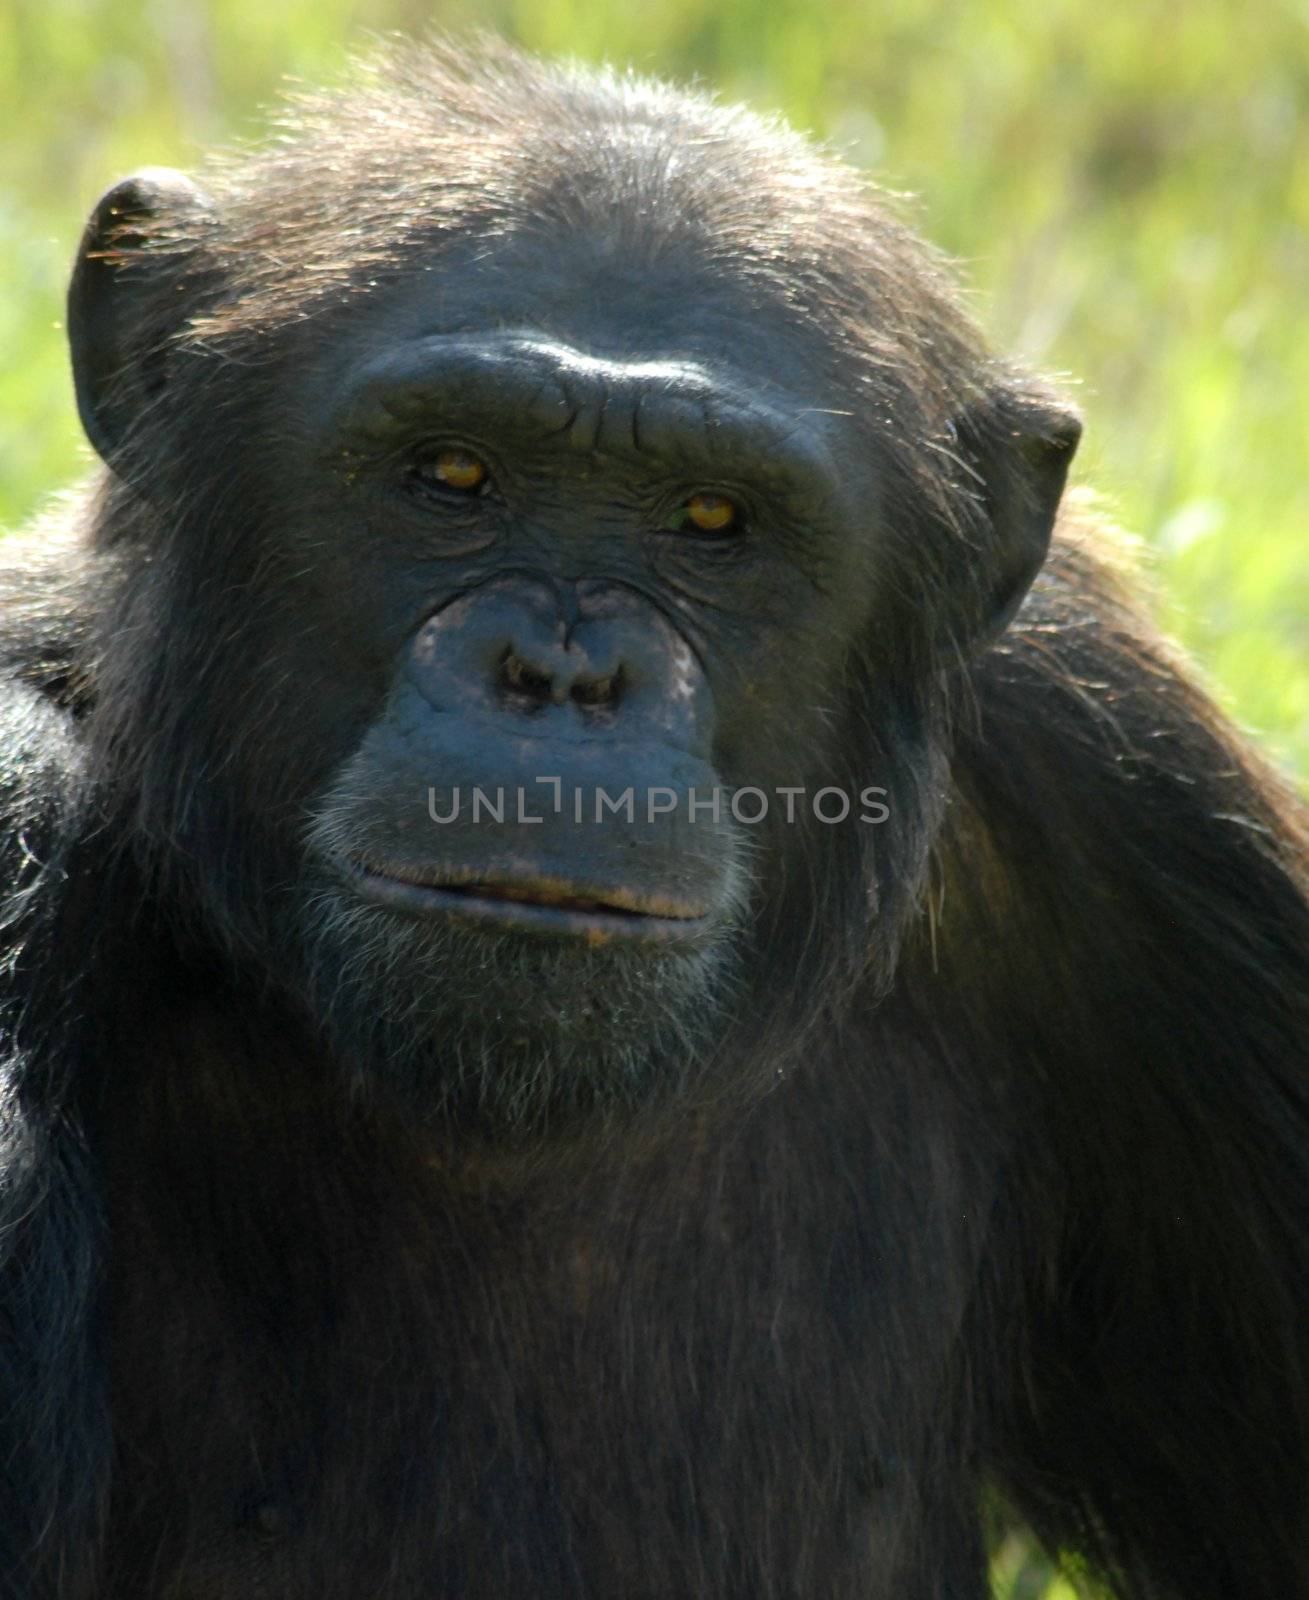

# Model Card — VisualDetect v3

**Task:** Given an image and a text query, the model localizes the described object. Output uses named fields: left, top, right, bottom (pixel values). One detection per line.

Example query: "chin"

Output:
left=286, top=869, right=748, bottom=1135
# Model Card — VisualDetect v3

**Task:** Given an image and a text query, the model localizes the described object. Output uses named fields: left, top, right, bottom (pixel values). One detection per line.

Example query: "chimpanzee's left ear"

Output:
left=951, top=384, right=1082, bottom=646
left=67, top=167, right=214, bottom=465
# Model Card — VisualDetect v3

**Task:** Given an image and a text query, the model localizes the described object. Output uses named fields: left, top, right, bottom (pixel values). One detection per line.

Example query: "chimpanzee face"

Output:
left=66, top=95, right=1074, bottom=1131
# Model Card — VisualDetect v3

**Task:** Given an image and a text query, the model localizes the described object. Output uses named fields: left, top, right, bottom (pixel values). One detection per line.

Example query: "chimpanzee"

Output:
left=1, top=38, right=1306, bottom=1600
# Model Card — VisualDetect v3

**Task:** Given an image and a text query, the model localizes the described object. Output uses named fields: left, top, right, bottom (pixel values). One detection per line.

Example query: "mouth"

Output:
left=340, top=859, right=713, bottom=945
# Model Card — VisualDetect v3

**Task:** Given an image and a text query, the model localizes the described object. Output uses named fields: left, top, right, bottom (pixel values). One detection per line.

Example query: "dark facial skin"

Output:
left=237, top=233, right=893, bottom=1122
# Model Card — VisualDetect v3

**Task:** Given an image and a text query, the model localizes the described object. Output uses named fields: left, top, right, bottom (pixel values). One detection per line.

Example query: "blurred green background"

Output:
left=0, top=3, right=1304, bottom=1585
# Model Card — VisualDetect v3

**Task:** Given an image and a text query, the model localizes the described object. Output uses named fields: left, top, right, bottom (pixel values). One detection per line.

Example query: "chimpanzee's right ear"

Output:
left=67, top=168, right=214, bottom=463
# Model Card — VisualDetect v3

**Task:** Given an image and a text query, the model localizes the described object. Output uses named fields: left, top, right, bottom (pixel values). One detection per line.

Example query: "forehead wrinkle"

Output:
left=334, top=330, right=842, bottom=487
left=500, top=337, right=843, bottom=488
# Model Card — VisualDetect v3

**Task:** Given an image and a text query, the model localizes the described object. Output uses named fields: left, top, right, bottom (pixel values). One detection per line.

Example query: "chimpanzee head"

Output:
left=68, top=44, right=1077, bottom=1130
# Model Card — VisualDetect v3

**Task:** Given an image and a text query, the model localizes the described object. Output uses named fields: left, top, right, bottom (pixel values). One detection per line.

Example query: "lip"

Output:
left=340, top=860, right=713, bottom=945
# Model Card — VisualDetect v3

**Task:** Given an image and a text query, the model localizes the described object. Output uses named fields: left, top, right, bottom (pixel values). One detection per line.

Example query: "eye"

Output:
left=413, top=447, right=490, bottom=495
left=669, top=491, right=741, bottom=537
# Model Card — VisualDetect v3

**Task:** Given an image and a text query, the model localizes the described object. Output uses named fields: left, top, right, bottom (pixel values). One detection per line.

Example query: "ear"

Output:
left=67, top=168, right=213, bottom=463
left=951, top=385, right=1082, bottom=646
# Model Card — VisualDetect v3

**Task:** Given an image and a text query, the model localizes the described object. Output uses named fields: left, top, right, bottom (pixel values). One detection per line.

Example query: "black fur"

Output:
left=1, top=42, right=1307, bottom=1600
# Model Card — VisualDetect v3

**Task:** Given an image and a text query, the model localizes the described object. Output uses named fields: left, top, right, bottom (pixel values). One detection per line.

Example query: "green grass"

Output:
left=1, top=3, right=1305, bottom=1592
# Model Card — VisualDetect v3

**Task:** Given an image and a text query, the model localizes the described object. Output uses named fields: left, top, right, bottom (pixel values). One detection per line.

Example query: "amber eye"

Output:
left=681, top=492, right=739, bottom=535
left=420, top=448, right=489, bottom=494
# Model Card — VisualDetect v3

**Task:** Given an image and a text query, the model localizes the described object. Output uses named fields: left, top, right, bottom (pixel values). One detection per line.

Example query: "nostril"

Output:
left=499, top=649, right=553, bottom=704
left=571, top=669, right=623, bottom=710
left=496, top=644, right=624, bottom=711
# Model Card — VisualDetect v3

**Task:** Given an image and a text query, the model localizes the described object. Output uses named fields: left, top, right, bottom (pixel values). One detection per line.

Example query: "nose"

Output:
left=404, top=575, right=712, bottom=759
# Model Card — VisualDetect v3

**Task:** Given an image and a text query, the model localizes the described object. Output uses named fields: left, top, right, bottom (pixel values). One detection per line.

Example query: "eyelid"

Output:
left=664, top=481, right=753, bottom=524
left=411, top=436, right=492, bottom=466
